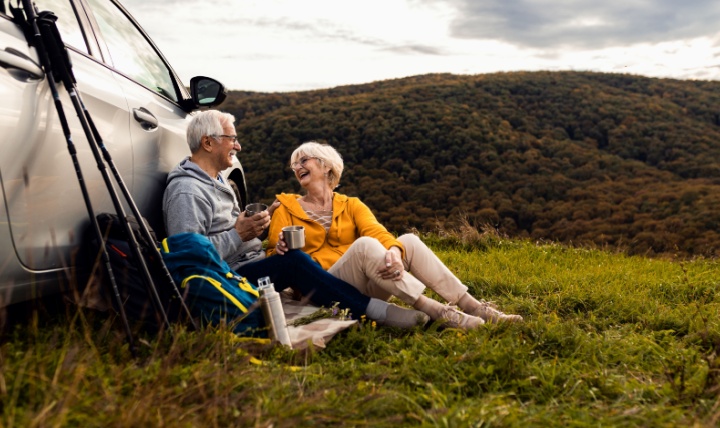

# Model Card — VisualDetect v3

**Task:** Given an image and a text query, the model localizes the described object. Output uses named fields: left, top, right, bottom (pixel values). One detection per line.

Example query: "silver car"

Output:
left=0, top=0, right=247, bottom=307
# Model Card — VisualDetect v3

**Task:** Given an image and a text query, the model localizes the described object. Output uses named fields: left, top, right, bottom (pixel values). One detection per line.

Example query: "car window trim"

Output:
left=66, top=0, right=102, bottom=58
left=3, top=0, right=194, bottom=108
left=82, top=0, right=191, bottom=105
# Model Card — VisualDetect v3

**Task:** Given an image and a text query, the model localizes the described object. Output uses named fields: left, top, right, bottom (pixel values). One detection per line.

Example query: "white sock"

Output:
left=384, top=304, right=429, bottom=328
left=366, top=298, right=389, bottom=322
left=366, top=298, right=428, bottom=328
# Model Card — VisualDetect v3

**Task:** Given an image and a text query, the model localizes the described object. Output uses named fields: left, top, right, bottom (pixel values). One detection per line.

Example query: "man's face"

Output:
left=211, top=122, right=240, bottom=172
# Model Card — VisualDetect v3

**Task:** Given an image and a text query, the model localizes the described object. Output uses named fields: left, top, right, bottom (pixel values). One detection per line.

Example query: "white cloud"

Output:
left=121, top=0, right=720, bottom=92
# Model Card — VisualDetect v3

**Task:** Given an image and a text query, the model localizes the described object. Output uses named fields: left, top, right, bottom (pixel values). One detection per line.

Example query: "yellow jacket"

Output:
left=267, top=193, right=403, bottom=270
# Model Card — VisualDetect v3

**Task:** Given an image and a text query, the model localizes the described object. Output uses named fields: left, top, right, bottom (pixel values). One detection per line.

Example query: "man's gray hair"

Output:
left=186, top=110, right=236, bottom=153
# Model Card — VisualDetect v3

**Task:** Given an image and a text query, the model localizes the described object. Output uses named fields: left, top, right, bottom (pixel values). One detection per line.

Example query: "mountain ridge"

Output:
left=223, top=71, right=720, bottom=258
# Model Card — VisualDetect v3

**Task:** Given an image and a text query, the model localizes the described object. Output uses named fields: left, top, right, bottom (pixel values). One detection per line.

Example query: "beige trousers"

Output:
left=327, top=234, right=468, bottom=306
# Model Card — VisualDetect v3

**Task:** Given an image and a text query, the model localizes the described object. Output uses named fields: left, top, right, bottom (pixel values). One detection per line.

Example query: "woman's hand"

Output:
left=378, top=246, right=404, bottom=281
left=274, top=231, right=289, bottom=256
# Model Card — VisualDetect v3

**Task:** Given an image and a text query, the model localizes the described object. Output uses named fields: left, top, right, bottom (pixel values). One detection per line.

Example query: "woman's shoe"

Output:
left=471, top=300, right=523, bottom=323
left=437, top=305, right=485, bottom=330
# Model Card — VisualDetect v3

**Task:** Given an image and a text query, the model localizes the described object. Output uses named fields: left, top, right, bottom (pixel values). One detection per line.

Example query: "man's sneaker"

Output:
left=381, top=304, right=430, bottom=328
left=471, top=300, right=523, bottom=323
left=438, top=305, right=485, bottom=330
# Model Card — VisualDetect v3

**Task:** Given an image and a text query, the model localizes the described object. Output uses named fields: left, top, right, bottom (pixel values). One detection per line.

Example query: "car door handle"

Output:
left=132, top=107, right=159, bottom=130
left=0, top=48, right=44, bottom=80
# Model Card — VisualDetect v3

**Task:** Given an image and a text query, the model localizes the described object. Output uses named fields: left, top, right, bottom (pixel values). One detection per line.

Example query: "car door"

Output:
left=0, top=0, right=132, bottom=272
left=80, top=0, right=194, bottom=235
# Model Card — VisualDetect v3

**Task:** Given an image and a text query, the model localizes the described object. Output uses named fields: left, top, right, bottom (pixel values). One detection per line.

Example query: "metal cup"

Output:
left=282, top=225, right=305, bottom=250
left=245, top=203, right=268, bottom=216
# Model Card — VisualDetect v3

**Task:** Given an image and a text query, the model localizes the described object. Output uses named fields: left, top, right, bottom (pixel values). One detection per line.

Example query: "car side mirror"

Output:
left=188, top=76, right=227, bottom=109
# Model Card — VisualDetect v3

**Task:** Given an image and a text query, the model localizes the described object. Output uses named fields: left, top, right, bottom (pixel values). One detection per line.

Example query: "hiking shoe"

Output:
left=470, top=300, right=523, bottom=323
left=381, top=304, right=430, bottom=328
left=438, top=305, right=485, bottom=330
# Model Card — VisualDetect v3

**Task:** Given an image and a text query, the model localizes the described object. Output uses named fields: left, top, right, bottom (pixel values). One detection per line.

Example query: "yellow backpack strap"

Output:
left=238, top=277, right=260, bottom=297
left=225, top=272, right=260, bottom=297
left=181, top=275, right=249, bottom=313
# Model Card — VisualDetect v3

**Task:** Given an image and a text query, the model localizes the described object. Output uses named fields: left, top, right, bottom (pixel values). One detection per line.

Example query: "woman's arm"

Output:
left=349, top=198, right=405, bottom=254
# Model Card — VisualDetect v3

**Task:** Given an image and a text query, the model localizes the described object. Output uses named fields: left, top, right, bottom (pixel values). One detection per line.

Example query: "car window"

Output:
left=84, top=0, right=178, bottom=101
left=3, top=0, right=89, bottom=54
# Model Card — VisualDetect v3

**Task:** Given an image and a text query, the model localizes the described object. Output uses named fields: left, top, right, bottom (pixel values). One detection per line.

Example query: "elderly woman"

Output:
left=267, top=142, right=523, bottom=330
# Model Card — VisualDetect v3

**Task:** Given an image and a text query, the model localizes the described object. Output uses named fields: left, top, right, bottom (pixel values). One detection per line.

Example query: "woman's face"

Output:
left=291, top=154, right=327, bottom=189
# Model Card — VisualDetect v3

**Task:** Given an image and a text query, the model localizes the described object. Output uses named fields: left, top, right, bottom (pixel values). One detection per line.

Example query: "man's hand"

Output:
left=234, top=210, right=270, bottom=241
left=267, top=199, right=280, bottom=217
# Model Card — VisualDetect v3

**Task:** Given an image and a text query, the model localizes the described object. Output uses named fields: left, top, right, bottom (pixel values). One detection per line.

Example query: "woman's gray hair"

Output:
left=186, top=110, right=236, bottom=153
left=291, top=142, right=344, bottom=189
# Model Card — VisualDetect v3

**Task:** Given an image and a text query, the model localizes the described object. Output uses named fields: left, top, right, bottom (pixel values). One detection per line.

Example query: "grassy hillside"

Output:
left=2, top=233, right=720, bottom=426
left=223, top=72, right=720, bottom=258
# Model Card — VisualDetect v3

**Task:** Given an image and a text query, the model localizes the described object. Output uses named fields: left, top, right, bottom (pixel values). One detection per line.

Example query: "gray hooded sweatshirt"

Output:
left=163, top=157, right=263, bottom=270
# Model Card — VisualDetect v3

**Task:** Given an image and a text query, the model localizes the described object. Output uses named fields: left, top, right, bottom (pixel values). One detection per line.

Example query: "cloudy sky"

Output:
left=122, top=0, right=720, bottom=93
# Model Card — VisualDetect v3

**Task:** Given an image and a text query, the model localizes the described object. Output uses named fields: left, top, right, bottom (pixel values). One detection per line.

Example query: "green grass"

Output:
left=2, top=235, right=720, bottom=427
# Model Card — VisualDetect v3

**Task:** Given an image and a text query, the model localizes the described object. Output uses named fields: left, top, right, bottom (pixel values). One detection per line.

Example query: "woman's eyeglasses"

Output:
left=290, top=157, right=319, bottom=170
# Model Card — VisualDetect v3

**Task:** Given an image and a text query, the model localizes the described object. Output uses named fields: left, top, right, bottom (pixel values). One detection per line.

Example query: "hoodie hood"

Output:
left=163, top=157, right=263, bottom=271
left=167, top=157, right=215, bottom=187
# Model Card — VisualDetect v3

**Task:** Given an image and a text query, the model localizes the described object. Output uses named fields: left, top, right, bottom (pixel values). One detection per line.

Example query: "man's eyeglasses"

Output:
left=290, top=157, right=318, bottom=170
left=211, top=134, right=239, bottom=143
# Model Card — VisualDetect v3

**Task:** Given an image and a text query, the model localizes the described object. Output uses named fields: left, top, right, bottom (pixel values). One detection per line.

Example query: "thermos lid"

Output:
left=257, top=276, right=273, bottom=291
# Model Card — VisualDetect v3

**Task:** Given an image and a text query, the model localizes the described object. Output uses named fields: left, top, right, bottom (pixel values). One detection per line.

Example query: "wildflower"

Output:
left=285, top=366, right=303, bottom=372
left=287, top=302, right=352, bottom=326
left=371, top=321, right=377, bottom=329
left=338, top=307, right=351, bottom=320
left=361, top=315, right=367, bottom=323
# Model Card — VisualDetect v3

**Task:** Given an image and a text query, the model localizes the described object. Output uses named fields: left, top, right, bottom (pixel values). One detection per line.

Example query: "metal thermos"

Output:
left=257, top=276, right=292, bottom=348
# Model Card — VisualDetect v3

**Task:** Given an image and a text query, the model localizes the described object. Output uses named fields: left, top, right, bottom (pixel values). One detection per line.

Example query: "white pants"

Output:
left=328, top=234, right=468, bottom=306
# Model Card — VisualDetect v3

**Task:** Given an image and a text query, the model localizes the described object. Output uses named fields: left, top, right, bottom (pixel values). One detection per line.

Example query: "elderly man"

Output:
left=162, top=110, right=428, bottom=328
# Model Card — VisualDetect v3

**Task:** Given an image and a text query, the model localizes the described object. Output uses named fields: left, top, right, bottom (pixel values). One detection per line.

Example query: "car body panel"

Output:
left=118, top=74, right=195, bottom=235
left=0, top=0, right=243, bottom=307
left=1, top=43, right=132, bottom=272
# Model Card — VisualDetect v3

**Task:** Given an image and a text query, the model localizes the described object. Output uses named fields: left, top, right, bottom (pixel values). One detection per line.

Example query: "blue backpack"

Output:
left=159, top=233, right=265, bottom=336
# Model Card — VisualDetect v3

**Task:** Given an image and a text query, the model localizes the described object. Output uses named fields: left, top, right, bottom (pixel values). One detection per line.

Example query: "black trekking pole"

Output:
left=78, top=107, right=199, bottom=331
left=28, top=10, right=175, bottom=334
left=66, top=76, right=199, bottom=331
left=30, top=4, right=197, bottom=332
left=15, top=0, right=137, bottom=353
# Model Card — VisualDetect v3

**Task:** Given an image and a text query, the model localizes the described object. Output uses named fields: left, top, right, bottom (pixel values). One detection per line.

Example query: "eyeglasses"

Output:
left=290, top=157, right=319, bottom=170
left=211, top=134, right=239, bottom=143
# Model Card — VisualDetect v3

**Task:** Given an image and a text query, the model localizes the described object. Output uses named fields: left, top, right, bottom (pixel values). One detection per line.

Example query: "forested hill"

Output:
left=222, top=71, right=720, bottom=258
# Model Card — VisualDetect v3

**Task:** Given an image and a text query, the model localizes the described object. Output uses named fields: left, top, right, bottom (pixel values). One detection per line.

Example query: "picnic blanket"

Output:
left=280, top=292, right=358, bottom=350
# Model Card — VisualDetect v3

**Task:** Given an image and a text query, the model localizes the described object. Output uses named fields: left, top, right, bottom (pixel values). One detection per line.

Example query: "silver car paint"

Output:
left=0, top=0, right=241, bottom=306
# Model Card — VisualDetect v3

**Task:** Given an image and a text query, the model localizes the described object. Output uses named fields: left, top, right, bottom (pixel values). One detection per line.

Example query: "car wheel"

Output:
left=227, top=175, right=247, bottom=209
